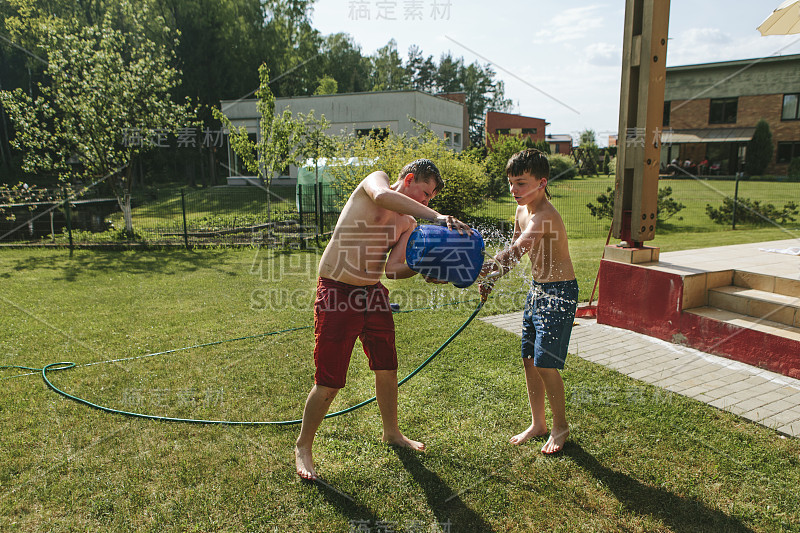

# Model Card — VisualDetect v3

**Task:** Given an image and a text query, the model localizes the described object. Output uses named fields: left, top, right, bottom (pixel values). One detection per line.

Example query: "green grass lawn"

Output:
left=473, top=175, right=800, bottom=241
left=109, top=185, right=301, bottom=233
left=1, top=230, right=799, bottom=532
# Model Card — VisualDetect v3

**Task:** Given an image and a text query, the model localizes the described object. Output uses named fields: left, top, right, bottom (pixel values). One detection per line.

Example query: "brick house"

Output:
left=484, top=111, right=547, bottom=149
left=545, top=134, right=573, bottom=155
left=662, top=54, right=800, bottom=175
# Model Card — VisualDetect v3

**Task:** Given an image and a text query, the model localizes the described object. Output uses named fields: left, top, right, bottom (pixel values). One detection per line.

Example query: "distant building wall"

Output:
left=485, top=111, right=547, bottom=150
left=220, top=90, right=467, bottom=182
left=665, top=54, right=800, bottom=175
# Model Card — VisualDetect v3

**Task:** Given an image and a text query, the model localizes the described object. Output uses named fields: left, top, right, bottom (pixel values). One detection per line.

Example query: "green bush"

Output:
left=788, top=157, right=800, bottom=179
left=547, top=154, right=578, bottom=181
left=326, top=126, right=488, bottom=219
left=485, top=135, right=526, bottom=198
left=587, top=186, right=685, bottom=222
left=706, top=197, right=798, bottom=226
left=745, top=119, right=773, bottom=176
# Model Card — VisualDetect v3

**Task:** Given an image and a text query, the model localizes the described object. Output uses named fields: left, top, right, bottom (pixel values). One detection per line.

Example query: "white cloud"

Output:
left=585, top=42, right=622, bottom=66
left=667, top=27, right=800, bottom=65
left=534, top=5, right=606, bottom=43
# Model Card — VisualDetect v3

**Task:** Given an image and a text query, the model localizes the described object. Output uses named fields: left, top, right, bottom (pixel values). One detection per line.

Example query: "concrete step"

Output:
left=733, top=271, right=800, bottom=299
left=708, top=285, right=800, bottom=328
left=685, top=306, right=800, bottom=342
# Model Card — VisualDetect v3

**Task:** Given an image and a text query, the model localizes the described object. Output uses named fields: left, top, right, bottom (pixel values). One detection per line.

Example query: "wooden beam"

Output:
left=612, top=0, right=670, bottom=244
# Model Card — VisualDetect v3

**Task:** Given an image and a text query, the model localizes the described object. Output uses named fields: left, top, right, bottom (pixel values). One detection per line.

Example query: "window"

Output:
left=782, top=94, right=800, bottom=121
left=776, top=141, right=800, bottom=163
left=709, top=98, right=738, bottom=124
left=444, top=131, right=452, bottom=146
left=453, top=132, right=461, bottom=147
left=356, top=127, right=389, bottom=140
left=522, top=128, right=537, bottom=135
left=495, top=128, right=510, bottom=135
left=663, top=101, right=671, bottom=126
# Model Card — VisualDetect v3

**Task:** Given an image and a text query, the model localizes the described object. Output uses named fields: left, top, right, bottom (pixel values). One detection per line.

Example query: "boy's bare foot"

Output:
left=295, top=445, right=317, bottom=481
left=509, top=424, right=549, bottom=445
left=541, top=426, right=569, bottom=455
left=382, top=432, right=426, bottom=451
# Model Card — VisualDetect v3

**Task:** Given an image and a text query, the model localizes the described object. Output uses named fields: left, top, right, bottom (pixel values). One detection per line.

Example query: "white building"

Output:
left=219, top=90, right=468, bottom=185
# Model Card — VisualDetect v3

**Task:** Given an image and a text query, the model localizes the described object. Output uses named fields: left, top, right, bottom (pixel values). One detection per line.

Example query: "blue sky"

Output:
left=309, top=0, right=800, bottom=146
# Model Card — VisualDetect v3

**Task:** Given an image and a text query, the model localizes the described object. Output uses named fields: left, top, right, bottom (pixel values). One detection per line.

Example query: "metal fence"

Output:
left=1, top=175, right=798, bottom=248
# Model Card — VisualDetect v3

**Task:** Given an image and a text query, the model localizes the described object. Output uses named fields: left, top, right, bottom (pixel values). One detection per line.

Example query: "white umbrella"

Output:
left=758, top=0, right=800, bottom=35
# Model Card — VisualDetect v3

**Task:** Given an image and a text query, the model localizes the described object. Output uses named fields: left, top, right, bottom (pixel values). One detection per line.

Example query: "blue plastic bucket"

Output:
left=405, top=225, right=485, bottom=288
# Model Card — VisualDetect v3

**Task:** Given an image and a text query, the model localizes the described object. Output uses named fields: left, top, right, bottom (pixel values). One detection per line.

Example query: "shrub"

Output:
left=587, top=186, right=685, bottom=222
left=706, top=197, right=798, bottom=226
left=326, top=126, right=488, bottom=219
left=788, top=157, right=800, bottom=179
left=485, top=135, right=526, bottom=198
left=745, top=119, right=773, bottom=176
left=547, top=154, right=578, bottom=181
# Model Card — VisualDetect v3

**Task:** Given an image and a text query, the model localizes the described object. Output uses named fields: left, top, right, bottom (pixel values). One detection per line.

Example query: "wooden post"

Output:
left=612, top=0, right=670, bottom=246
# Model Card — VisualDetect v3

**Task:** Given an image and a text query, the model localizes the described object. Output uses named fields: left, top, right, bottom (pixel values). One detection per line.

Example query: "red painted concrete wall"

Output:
left=680, top=311, right=800, bottom=379
left=597, top=260, right=683, bottom=341
left=598, top=259, right=800, bottom=378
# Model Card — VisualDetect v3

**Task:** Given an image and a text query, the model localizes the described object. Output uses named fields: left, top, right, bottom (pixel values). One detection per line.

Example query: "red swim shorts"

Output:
left=313, top=277, right=397, bottom=389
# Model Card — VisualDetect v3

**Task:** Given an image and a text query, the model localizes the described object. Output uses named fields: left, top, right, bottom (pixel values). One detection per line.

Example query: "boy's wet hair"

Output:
left=400, top=159, right=444, bottom=194
left=506, top=148, right=551, bottom=199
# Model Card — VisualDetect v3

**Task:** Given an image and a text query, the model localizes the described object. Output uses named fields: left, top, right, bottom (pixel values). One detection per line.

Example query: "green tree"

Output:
left=577, top=128, right=600, bottom=175
left=0, top=1, right=191, bottom=234
left=261, top=0, right=322, bottom=97
left=435, top=53, right=463, bottom=93
left=406, top=45, right=436, bottom=93
left=320, top=33, right=370, bottom=94
left=548, top=154, right=578, bottom=180
left=326, top=124, right=487, bottom=219
left=588, top=186, right=684, bottom=223
left=485, top=135, right=526, bottom=198
left=370, top=39, right=409, bottom=91
left=745, top=119, right=773, bottom=176
left=213, top=63, right=304, bottom=227
left=295, top=110, right=335, bottom=231
left=314, top=75, right=338, bottom=95
left=580, top=129, right=597, bottom=145
left=160, top=0, right=266, bottom=115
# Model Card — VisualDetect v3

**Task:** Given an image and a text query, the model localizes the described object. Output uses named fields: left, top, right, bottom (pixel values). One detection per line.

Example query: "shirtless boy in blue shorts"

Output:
left=480, top=149, right=578, bottom=454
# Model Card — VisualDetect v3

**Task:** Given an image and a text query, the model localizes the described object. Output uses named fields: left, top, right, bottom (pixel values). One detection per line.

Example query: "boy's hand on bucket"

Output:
left=436, top=214, right=470, bottom=235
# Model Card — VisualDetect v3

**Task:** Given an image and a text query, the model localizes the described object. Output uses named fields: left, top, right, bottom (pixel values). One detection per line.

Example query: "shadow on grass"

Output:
left=311, top=477, right=383, bottom=529
left=565, top=443, right=754, bottom=533
left=394, top=447, right=496, bottom=533
left=2, top=248, right=320, bottom=282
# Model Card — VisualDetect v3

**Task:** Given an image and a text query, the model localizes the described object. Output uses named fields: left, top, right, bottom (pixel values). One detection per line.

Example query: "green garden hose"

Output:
left=3, top=299, right=485, bottom=426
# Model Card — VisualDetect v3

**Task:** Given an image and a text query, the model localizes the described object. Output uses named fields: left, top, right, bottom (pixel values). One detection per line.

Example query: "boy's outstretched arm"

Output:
left=362, top=171, right=470, bottom=233
left=481, top=216, right=543, bottom=281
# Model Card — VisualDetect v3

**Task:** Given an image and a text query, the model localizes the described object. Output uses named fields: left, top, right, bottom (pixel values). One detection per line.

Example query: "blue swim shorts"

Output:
left=521, top=279, right=579, bottom=369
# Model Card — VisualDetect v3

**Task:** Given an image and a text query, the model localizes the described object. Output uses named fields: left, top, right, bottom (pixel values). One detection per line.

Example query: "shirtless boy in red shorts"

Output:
left=295, top=159, right=470, bottom=480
